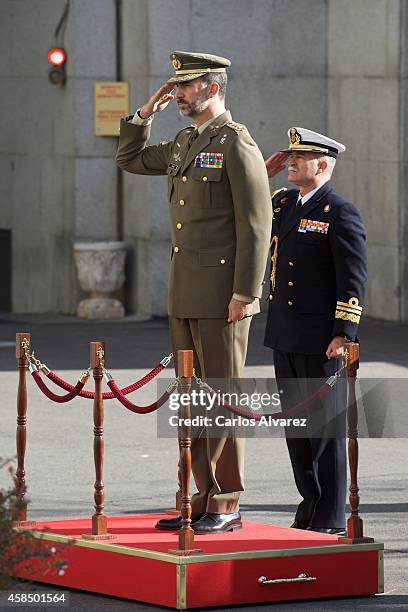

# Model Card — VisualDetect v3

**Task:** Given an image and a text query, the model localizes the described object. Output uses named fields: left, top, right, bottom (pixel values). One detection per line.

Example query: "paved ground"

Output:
left=0, top=313, right=407, bottom=611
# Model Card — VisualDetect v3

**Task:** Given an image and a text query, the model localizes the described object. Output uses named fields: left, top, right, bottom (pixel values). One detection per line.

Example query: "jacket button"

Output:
left=288, top=300, right=293, bottom=306
left=179, top=199, right=185, bottom=206
left=174, top=246, right=179, bottom=253
left=288, top=281, right=294, bottom=287
left=269, top=294, right=273, bottom=300
left=289, top=261, right=294, bottom=267
left=202, top=176, right=208, bottom=182
left=182, top=176, right=188, bottom=182
left=220, top=259, right=226, bottom=264
left=176, top=223, right=182, bottom=230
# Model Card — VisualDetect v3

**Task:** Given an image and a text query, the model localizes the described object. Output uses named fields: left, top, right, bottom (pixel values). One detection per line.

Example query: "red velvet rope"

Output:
left=200, top=380, right=333, bottom=421
left=32, top=371, right=86, bottom=403
left=106, top=379, right=171, bottom=414
left=45, top=364, right=165, bottom=399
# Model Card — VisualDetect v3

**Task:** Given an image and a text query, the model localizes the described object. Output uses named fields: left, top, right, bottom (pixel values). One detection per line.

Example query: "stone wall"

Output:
left=327, top=0, right=403, bottom=321
left=1, top=0, right=407, bottom=321
left=0, top=0, right=118, bottom=313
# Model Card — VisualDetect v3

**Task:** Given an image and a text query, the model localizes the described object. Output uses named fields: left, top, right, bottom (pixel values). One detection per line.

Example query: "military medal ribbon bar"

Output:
left=194, top=152, right=224, bottom=168
left=298, top=219, right=330, bottom=234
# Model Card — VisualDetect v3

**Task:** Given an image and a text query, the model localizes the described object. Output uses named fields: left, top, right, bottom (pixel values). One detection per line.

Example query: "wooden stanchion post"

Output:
left=169, top=350, right=202, bottom=555
left=342, top=342, right=374, bottom=544
left=82, top=341, right=115, bottom=540
left=13, top=333, right=36, bottom=526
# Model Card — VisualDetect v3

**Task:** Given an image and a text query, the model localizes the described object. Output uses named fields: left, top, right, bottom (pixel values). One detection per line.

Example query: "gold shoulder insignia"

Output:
left=226, top=121, right=246, bottom=135
left=271, top=187, right=288, bottom=200
left=271, top=188, right=288, bottom=219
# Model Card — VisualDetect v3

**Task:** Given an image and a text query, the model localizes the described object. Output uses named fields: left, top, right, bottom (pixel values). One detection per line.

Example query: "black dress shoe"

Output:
left=155, top=513, right=203, bottom=531
left=290, top=520, right=309, bottom=530
left=307, top=526, right=346, bottom=536
left=192, top=512, right=242, bottom=535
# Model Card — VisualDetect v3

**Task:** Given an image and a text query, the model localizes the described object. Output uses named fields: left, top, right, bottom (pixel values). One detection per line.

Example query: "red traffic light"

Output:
left=47, top=47, right=67, bottom=67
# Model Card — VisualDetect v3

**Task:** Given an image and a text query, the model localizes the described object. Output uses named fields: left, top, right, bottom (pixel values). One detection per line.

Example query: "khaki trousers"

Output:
left=170, top=316, right=251, bottom=514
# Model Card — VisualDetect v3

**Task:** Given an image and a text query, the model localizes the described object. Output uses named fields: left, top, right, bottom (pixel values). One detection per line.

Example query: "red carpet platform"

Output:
left=16, top=514, right=383, bottom=609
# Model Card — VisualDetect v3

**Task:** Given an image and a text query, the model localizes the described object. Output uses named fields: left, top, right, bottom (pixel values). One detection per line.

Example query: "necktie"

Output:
left=287, top=197, right=302, bottom=225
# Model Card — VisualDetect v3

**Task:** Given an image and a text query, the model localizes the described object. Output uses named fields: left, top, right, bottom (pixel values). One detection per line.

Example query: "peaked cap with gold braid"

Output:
left=281, top=127, right=346, bottom=159
left=168, top=51, right=231, bottom=83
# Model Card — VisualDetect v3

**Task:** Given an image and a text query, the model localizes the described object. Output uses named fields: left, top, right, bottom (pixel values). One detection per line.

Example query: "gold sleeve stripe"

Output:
left=335, top=310, right=361, bottom=324
left=336, top=305, right=362, bottom=315
left=336, top=298, right=362, bottom=312
left=335, top=297, right=362, bottom=323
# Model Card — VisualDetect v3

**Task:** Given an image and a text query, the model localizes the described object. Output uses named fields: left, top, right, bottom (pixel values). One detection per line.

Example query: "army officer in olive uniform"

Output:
left=264, top=127, right=367, bottom=535
left=116, top=52, right=272, bottom=534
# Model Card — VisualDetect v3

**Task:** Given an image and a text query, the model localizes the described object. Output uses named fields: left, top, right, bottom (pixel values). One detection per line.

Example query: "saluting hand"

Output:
left=139, top=83, right=175, bottom=119
left=326, top=336, right=347, bottom=359
left=265, top=152, right=289, bottom=178
left=228, top=298, right=254, bottom=323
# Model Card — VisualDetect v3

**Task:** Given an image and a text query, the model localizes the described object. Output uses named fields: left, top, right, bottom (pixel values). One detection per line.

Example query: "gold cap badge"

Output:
left=172, top=57, right=182, bottom=70
left=290, top=127, right=301, bottom=146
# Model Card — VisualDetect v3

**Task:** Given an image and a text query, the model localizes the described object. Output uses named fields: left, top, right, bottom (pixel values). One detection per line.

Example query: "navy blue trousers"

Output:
left=274, top=349, right=347, bottom=529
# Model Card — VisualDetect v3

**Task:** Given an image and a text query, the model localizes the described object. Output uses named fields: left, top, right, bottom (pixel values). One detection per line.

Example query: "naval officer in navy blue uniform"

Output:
left=264, top=127, right=367, bottom=535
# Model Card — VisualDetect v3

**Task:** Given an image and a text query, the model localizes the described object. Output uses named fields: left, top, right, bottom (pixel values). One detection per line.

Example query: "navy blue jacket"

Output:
left=264, top=183, right=367, bottom=355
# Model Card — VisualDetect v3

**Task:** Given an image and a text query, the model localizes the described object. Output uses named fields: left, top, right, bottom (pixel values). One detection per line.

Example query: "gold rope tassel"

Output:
left=270, top=236, right=279, bottom=293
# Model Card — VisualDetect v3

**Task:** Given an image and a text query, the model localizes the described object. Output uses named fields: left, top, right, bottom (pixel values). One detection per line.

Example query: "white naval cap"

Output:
left=281, top=127, right=346, bottom=158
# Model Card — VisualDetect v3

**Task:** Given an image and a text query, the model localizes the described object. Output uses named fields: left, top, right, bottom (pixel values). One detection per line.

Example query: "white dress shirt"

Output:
left=297, top=184, right=325, bottom=206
